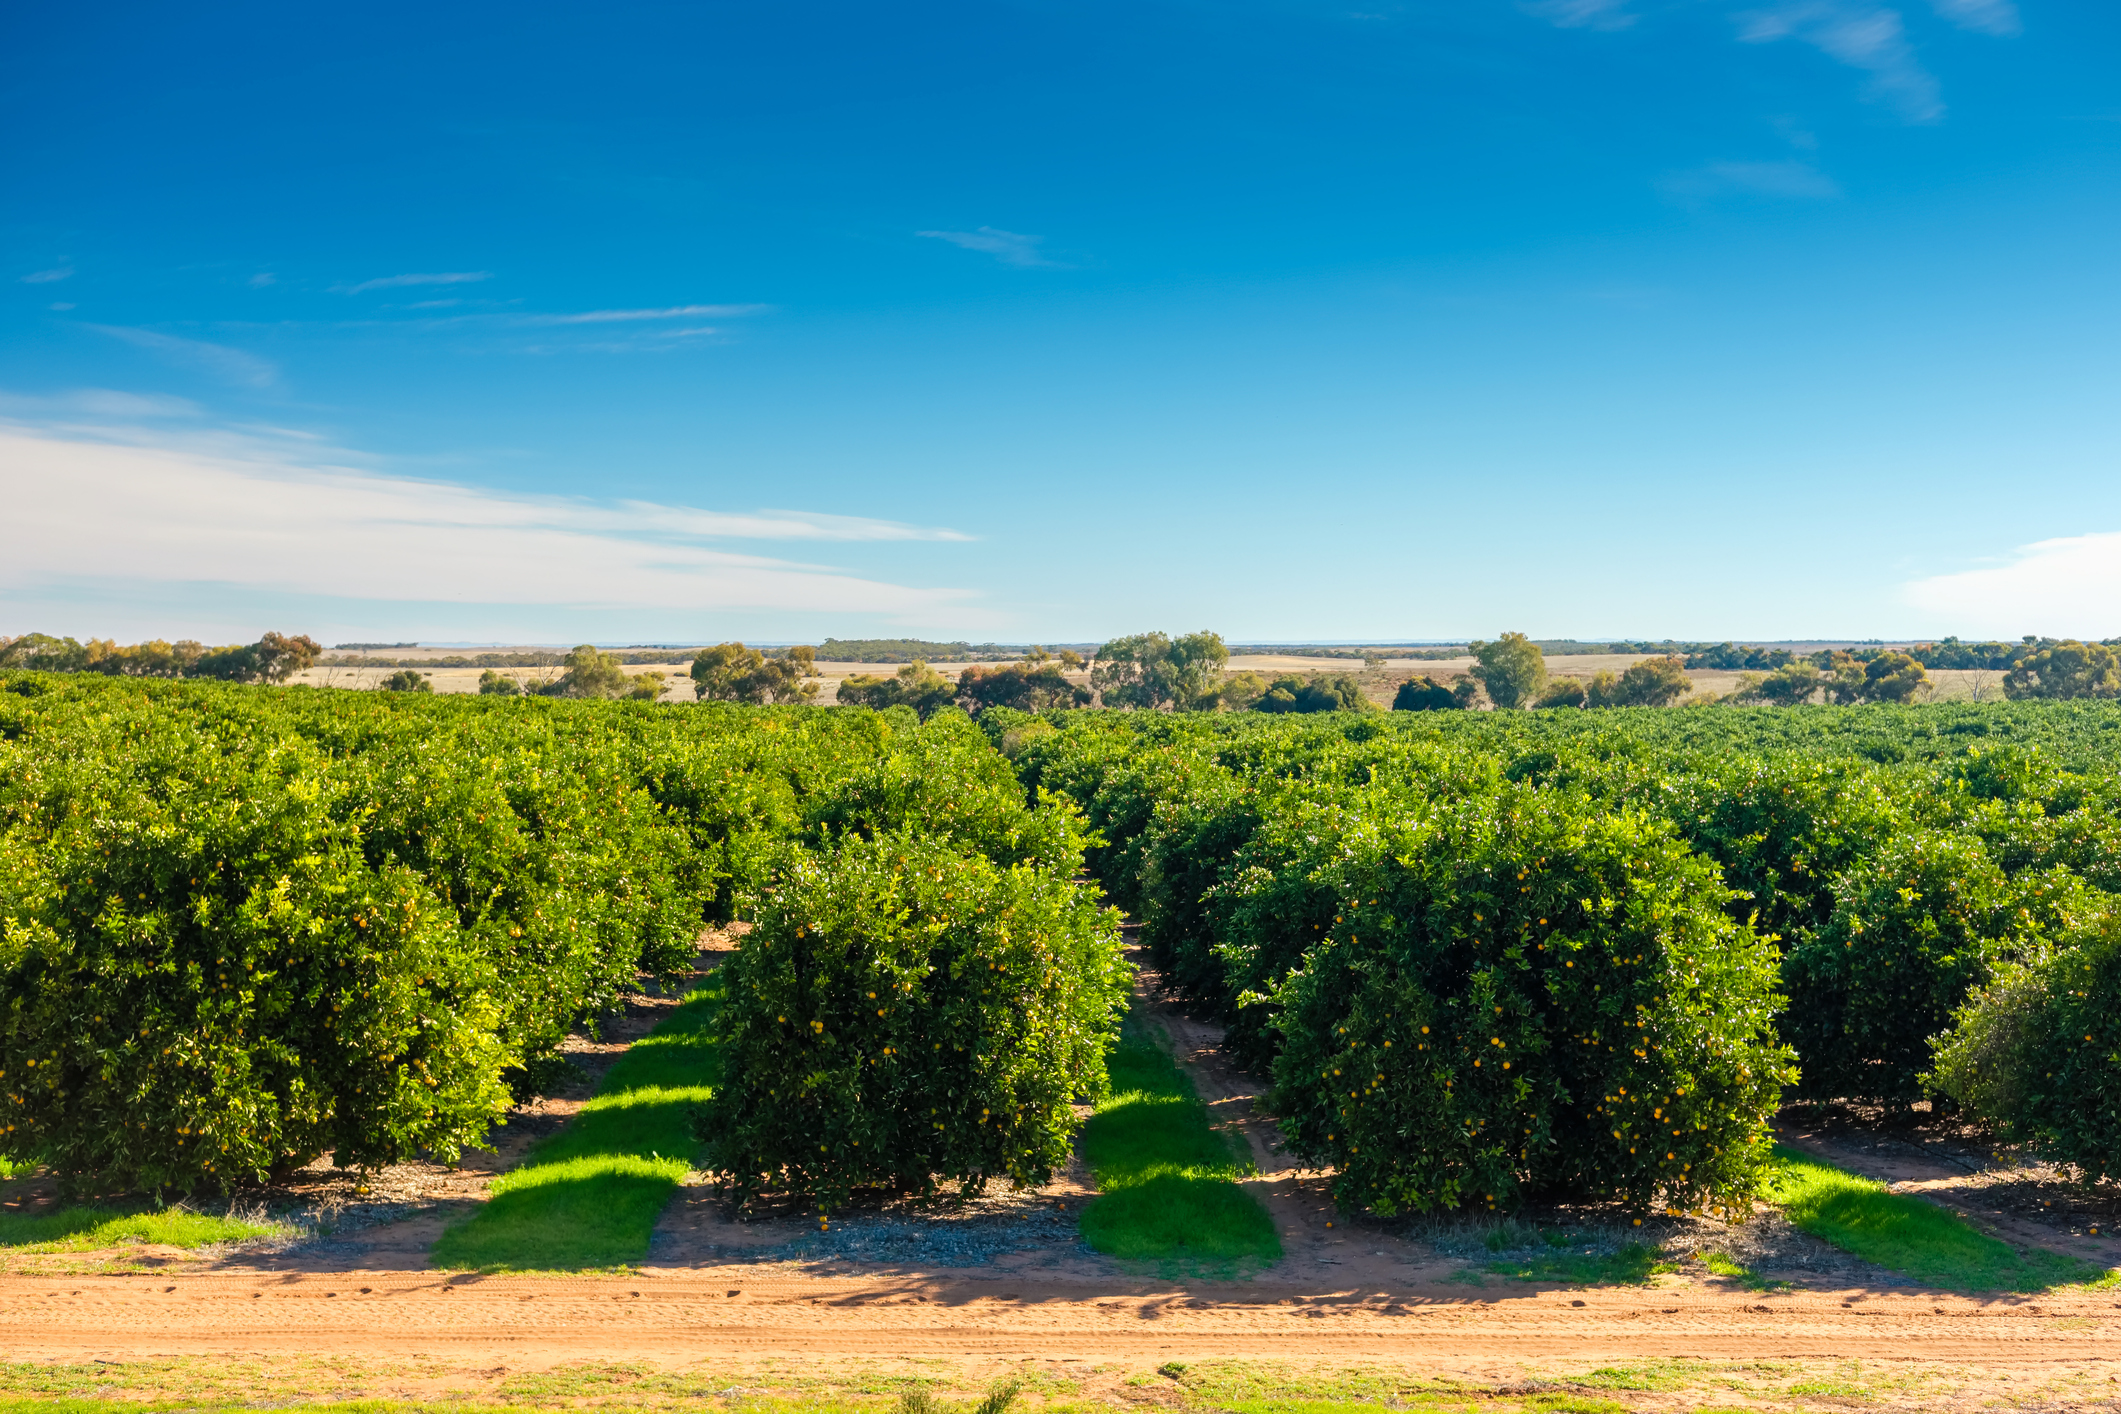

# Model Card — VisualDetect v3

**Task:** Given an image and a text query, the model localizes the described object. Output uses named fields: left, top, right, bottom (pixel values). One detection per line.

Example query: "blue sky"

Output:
left=3, top=0, right=2117, bottom=645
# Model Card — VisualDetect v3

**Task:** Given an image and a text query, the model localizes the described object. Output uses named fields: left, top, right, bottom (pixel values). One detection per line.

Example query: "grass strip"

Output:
left=1077, top=1029, right=1280, bottom=1270
left=1484, top=1242, right=1678, bottom=1287
left=0, top=1206, right=280, bottom=1252
left=1766, top=1142, right=2112, bottom=1293
left=431, top=979, right=721, bottom=1272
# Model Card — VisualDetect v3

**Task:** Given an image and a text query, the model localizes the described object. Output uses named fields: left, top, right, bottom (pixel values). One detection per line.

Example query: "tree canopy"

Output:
left=1466, top=632, right=1547, bottom=710
left=1090, top=631, right=1229, bottom=710
left=691, top=642, right=820, bottom=703
left=836, top=660, right=959, bottom=718
left=956, top=649, right=1090, bottom=712
left=2004, top=640, right=2120, bottom=700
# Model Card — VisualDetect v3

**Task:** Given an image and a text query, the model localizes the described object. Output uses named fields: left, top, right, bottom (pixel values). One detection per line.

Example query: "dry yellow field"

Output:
left=292, top=650, right=2005, bottom=707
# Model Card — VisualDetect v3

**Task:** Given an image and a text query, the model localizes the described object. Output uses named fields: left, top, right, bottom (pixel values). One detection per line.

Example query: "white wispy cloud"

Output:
left=347, top=271, right=493, bottom=295
left=917, top=227, right=1059, bottom=268
left=88, top=326, right=279, bottom=389
left=1525, top=0, right=1636, bottom=30
left=0, top=419, right=978, bottom=619
left=1902, top=532, right=2121, bottom=636
left=1662, top=159, right=1843, bottom=199
left=1930, top=0, right=2019, bottom=36
left=1737, top=3, right=1943, bottom=123
left=249, top=273, right=276, bottom=288
left=21, top=267, right=73, bottom=284
left=533, top=304, right=771, bottom=325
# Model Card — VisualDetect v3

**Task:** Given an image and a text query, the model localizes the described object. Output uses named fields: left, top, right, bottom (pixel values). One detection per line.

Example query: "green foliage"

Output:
left=190, top=633, right=322, bottom=685
left=542, top=644, right=632, bottom=699
left=0, top=632, right=318, bottom=683
left=955, top=657, right=1090, bottom=712
left=1593, top=656, right=1692, bottom=708
left=693, top=830, right=1127, bottom=1210
left=1253, top=673, right=1372, bottom=714
left=1767, top=1144, right=2104, bottom=1291
left=0, top=672, right=959, bottom=1193
left=691, top=643, right=820, bottom=704
left=379, top=669, right=432, bottom=692
left=1859, top=651, right=1928, bottom=703
left=1781, top=832, right=2091, bottom=1102
left=1396, top=675, right=1474, bottom=711
left=1077, top=1036, right=1279, bottom=1267
left=1269, top=788, right=1793, bottom=1218
left=477, top=669, right=522, bottom=696
left=1467, top=632, right=1547, bottom=710
left=0, top=723, right=513, bottom=1190
left=1738, top=661, right=1825, bottom=706
left=2005, top=640, right=2121, bottom=700
left=836, top=660, right=958, bottom=718
left=1929, top=909, right=2121, bottom=1181
left=1533, top=678, right=1587, bottom=709
left=1091, top=631, right=1229, bottom=711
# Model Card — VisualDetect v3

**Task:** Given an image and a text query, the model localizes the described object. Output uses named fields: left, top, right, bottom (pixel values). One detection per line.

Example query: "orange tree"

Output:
left=1269, top=785, right=1792, bottom=1218
left=693, top=829, right=1127, bottom=1210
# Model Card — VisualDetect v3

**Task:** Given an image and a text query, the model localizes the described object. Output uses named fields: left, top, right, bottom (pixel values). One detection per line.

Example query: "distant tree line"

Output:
left=0, top=631, right=321, bottom=683
left=17, top=627, right=2121, bottom=712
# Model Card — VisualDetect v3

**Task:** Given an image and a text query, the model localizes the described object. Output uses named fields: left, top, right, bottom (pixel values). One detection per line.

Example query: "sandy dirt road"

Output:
left=4, top=1267, right=2120, bottom=1374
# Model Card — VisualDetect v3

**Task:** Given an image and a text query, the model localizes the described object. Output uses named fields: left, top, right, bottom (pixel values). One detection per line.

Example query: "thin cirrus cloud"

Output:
left=1902, top=532, right=2121, bottom=637
left=1736, top=4, right=1943, bottom=122
left=531, top=304, right=772, bottom=325
left=917, top=227, right=1059, bottom=268
left=88, top=325, right=278, bottom=389
left=1662, top=159, right=1843, bottom=200
left=1523, top=0, right=1635, bottom=30
left=346, top=270, right=493, bottom=295
left=0, top=420, right=979, bottom=621
left=20, top=266, right=74, bottom=284
left=1536, top=0, right=2022, bottom=124
left=1930, top=0, right=2020, bottom=37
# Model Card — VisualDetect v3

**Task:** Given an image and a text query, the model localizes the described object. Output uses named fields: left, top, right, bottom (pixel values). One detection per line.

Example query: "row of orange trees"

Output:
left=993, top=698, right=2121, bottom=1212
left=0, top=673, right=1123, bottom=1197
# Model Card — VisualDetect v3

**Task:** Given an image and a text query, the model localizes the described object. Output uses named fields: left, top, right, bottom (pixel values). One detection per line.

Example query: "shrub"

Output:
left=542, top=644, right=632, bottom=699
left=380, top=669, right=432, bottom=692
left=1929, top=908, right=2121, bottom=1180
left=1592, top=657, right=1691, bottom=708
left=1394, top=675, right=1472, bottom=711
left=0, top=725, right=511, bottom=1192
left=693, top=831, right=1128, bottom=1209
left=1253, top=673, right=1372, bottom=714
left=477, top=669, right=522, bottom=696
left=837, top=661, right=958, bottom=718
left=956, top=661, right=1090, bottom=712
left=1269, top=788, right=1793, bottom=1218
left=1534, top=678, right=1587, bottom=709
left=1780, top=832, right=2091, bottom=1103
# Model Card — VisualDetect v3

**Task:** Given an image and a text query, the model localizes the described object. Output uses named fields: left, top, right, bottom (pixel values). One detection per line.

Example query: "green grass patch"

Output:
left=1076, top=1033, right=1280, bottom=1271
left=432, top=981, right=721, bottom=1272
left=1767, top=1143, right=2113, bottom=1293
left=0, top=1204, right=281, bottom=1252
left=1697, top=1250, right=1789, bottom=1291
left=1484, top=1242, right=1679, bottom=1286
